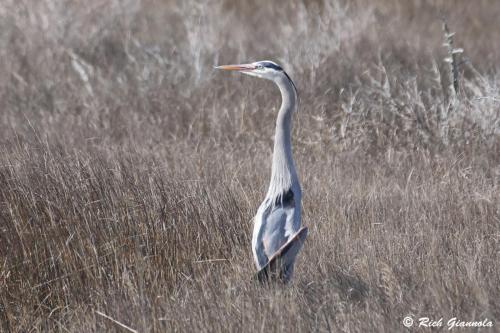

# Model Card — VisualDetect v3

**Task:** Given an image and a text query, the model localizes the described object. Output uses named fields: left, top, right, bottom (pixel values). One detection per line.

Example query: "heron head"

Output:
left=216, top=60, right=287, bottom=81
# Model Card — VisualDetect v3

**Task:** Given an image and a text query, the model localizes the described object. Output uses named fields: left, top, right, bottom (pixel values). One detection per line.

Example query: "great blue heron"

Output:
left=216, top=61, right=307, bottom=283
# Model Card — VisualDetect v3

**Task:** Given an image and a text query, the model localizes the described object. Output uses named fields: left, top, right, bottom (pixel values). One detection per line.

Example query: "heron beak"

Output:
left=215, top=64, right=256, bottom=72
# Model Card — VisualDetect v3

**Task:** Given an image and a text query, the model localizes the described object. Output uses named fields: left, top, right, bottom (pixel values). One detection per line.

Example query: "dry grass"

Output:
left=0, top=0, right=499, bottom=332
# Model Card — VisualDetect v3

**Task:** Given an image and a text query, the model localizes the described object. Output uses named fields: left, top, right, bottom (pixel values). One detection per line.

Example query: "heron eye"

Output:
left=257, top=65, right=265, bottom=70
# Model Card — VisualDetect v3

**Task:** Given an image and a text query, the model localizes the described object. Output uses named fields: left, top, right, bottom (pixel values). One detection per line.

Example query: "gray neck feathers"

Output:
left=266, top=75, right=299, bottom=202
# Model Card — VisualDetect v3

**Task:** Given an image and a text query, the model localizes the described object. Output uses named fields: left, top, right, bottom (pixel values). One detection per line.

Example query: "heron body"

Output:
left=216, top=61, right=307, bottom=282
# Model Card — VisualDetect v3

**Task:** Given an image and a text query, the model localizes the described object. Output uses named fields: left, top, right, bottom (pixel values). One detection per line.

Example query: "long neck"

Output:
left=266, top=76, right=299, bottom=200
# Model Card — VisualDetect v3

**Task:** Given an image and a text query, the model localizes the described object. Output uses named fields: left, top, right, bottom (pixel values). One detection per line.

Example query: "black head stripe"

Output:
left=260, top=61, right=283, bottom=71
left=258, top=61, right=297, bottom=93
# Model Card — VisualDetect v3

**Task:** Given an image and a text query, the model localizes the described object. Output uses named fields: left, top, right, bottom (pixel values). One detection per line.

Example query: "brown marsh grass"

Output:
left=0, top=0, right=499, bottom=332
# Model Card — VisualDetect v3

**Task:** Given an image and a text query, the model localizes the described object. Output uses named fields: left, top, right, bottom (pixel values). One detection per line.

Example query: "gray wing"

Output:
left=260, top=190, right=299, bottom=259
left=256, top=226, right=308, bottom=283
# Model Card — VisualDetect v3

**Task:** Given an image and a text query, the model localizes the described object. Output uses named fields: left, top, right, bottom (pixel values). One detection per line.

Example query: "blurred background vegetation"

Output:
left=0, top=1, right=498, bottom=332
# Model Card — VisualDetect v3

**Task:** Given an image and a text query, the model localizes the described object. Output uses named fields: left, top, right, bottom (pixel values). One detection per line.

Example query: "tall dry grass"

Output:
left=0, top=0, right=499, bottom=332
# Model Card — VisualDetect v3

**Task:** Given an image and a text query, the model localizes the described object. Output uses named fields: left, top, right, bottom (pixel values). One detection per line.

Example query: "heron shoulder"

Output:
left=260, top=185, right=300, bottom=213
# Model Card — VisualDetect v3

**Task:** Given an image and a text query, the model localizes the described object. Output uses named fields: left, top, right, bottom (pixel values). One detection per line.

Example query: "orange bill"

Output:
left=215, top=64, right=255, bottom=71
